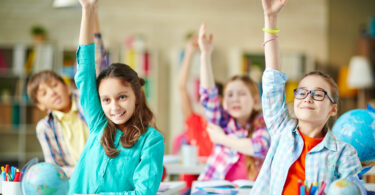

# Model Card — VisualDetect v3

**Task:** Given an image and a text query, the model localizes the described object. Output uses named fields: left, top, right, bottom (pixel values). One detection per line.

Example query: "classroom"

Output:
left=0, top=0, right=374, bottom=194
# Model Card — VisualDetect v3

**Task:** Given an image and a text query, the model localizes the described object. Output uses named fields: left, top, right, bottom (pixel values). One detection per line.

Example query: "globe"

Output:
left=332, top=107, right=375, bottom=176
left=327, top=178, right=360, bottom=195
left=22, top=162, right=69, bottom=195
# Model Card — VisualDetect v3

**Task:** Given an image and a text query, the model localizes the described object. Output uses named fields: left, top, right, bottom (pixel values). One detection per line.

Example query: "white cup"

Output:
left=2, top=181, right=23, bottom=195
left=181, top=144, right=198, bottom=166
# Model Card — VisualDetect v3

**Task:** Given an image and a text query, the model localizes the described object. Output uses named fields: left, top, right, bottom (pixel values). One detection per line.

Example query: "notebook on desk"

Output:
left=192, top=180, right=253, bottom=195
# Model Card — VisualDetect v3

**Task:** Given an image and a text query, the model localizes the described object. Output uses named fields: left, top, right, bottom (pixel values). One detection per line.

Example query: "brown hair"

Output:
left=224, top=75, right=263, bottom=180
left=97, top=63, right=155, bottom=158
left=27, top=70, right=66, bottom=104
left=300, top=71, right=339, bottom=129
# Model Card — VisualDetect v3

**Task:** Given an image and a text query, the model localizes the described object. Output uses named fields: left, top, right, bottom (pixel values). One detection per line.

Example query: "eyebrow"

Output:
left=299, top=87, right=326, bottom=91
left=100, top=90, right=130, bottom=98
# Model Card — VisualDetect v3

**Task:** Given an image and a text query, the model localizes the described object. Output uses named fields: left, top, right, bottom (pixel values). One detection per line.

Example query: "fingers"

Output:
left=209, top=34, right=213, bottom=44
left=199, top=23, right=206, bottom=40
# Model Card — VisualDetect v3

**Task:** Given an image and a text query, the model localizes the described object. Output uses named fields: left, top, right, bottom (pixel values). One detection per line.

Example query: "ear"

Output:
left=329, top=104, right=338, bottom=117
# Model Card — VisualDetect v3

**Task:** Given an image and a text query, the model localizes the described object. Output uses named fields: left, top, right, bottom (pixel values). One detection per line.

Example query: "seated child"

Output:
left=27, top=70, right=89, bottom=177
left=252, top=0, right=365, bottom=194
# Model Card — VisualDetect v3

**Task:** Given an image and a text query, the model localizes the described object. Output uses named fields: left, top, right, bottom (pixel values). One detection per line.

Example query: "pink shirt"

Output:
left=224, top=153, right=248, bottom=181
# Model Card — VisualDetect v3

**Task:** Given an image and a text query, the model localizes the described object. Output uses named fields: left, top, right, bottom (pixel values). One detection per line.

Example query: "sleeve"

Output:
left=336, top=144, right=365, bottom=195
left=94, top=33, right=110, bottom=72
left=36, top=121, right=75, bottom=177
left=261, top=69, right=291, bottom=137
left=249, top=115, right=271, bottom=159
left=199, top=86, right=229, bottom=127
left=36, top=121, right=59, bottom=165
left=74, top=44, right=106, bottom=133
left=100, top=130, right=165, bottom=195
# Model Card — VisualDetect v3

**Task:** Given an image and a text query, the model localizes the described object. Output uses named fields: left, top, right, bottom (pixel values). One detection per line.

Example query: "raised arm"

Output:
left=178, top=34, right=199, bottom=118
left=75, top=0, right=106, bottom=132
left=79, top=0, right=95, bottom=45
left=262, top=0, right=287, bottom=71
left=198, top=23, right=215, bottom=89
left=93, top=2, right=110, bottom=75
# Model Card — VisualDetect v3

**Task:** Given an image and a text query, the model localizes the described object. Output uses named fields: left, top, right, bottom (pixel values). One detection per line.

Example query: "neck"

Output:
left=298, top=120, right=326, bottom=138
left=236, top=114, right=251, bottom=128
left=60, top=99, right=72, bottom=113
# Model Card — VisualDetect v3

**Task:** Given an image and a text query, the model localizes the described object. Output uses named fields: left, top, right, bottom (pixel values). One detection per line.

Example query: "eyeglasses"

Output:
left=293, top=88, right=336, bottom=104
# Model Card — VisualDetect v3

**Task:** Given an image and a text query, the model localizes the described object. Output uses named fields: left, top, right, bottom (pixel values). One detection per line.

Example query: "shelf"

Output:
left=0, top=153, right=20, bottom=161
left=0, top=43, right=58, bottom=168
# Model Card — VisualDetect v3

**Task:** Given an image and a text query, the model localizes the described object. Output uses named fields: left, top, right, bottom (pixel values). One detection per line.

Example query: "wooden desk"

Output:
left=157, top=181, right=186, bottom=195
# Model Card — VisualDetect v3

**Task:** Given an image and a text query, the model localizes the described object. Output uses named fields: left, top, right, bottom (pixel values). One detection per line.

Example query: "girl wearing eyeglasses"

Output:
left=252, top=0, right=366, bottom=194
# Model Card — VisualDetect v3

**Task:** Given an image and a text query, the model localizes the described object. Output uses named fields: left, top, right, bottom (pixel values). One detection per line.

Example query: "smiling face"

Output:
left=223, top=80, right=257, bottom=124
left=293, top=75, right=338, bottom=126
left=98, top=78, right=137, bottom=128
left=35, top=78, right=71, bottom=113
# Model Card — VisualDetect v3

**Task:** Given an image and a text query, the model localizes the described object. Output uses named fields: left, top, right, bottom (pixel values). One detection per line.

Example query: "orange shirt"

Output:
left=282, top=129, right=323, bottom=195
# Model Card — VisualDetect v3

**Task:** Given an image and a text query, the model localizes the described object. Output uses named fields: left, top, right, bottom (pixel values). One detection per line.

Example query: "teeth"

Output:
left=113, top=112, right=124, bottom=117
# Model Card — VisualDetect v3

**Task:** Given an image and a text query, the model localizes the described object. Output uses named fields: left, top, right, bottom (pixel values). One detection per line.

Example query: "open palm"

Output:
left=198, top=23, right=213, bottom=54
left=262, top=0, right=287, bottom=16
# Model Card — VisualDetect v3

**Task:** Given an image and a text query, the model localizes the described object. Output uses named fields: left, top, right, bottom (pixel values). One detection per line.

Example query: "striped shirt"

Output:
left=251, top=69, right=364, bottom=195
left=198, top=86, right=270, bottom=181
left=36, top=92, right=86, bottom=177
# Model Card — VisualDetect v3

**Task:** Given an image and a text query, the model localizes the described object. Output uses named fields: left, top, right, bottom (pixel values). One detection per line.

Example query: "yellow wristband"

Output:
left=262, top=28, right=280, bottom=34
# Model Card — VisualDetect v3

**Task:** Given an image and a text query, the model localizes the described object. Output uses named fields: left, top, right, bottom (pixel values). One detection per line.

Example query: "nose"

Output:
left=304, top=92, right=314, bottom=103
left=111, top=100, right=121, bottom=111
left=231, top=94, right=240, bottom=102
left=46, top=87, right=57, bottom=96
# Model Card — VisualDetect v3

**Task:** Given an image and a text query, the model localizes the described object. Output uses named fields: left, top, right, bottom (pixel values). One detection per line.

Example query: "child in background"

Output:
left=176, top=34, right=223, bottom=194
left=27, top=70, right=89, bottom=177
left=178, top=34, right=215, bottom=159
left=27, top=3, right=110, bottom=178
left=69, top=0, right=164, bottom=194
left=197, top=24, right=270, bottom=181
left=252, top=0, right=365, bottom=194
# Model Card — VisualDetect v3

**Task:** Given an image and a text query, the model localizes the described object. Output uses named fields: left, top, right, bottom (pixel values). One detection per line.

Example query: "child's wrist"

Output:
left=201, top=51, right=212, bottom=56
left=264, top=15, right=278, bottom=29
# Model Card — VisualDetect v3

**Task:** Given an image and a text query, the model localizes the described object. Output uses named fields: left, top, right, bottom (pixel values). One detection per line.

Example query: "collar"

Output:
left=114, top=128, right=124, bottom=148
left=293, top=124, right=337, bottom=152
left=313, top=130, right=337, bottom=152
left=52, top=97, right=77, bottom=121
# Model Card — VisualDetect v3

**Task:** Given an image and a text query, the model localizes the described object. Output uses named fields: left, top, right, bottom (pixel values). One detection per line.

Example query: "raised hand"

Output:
left=198, top=23, right=213, bottom=55
left=186, top=34, right=199, bottom=55
left=262, top=0, right=287, bottom=16
left=79, top=0, right=97, bottom=9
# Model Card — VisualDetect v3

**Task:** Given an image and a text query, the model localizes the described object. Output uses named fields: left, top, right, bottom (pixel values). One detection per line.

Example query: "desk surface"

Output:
left=157, top=181, right=186, bottom=195
left=191, top=182, right=375, bottom=194
left=164, top=162, right=205, bottom=175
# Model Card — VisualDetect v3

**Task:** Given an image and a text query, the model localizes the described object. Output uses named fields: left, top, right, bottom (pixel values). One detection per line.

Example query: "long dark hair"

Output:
left=97, top=63, right=155, bottom=158
left=224, top=75, right=264, bottom=180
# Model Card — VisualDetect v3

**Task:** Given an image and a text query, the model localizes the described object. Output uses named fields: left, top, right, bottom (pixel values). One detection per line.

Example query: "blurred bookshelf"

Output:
left=0, top=43, right=57, bottom=168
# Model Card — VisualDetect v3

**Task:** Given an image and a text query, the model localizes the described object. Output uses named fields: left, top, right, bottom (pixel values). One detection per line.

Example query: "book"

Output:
left=192, top=180, right=253, bottom=195
left=194, top=179, right=254, bottom=190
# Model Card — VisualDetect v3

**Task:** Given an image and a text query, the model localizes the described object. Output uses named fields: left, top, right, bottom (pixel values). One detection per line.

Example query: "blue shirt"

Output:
left=69, top=44, right=165, bottom=195
left=251, top=69, right=363, bottom=195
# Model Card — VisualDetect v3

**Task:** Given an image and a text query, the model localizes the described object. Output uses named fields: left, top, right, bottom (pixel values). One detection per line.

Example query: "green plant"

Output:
left=31, top=25, right=47, bottom=36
